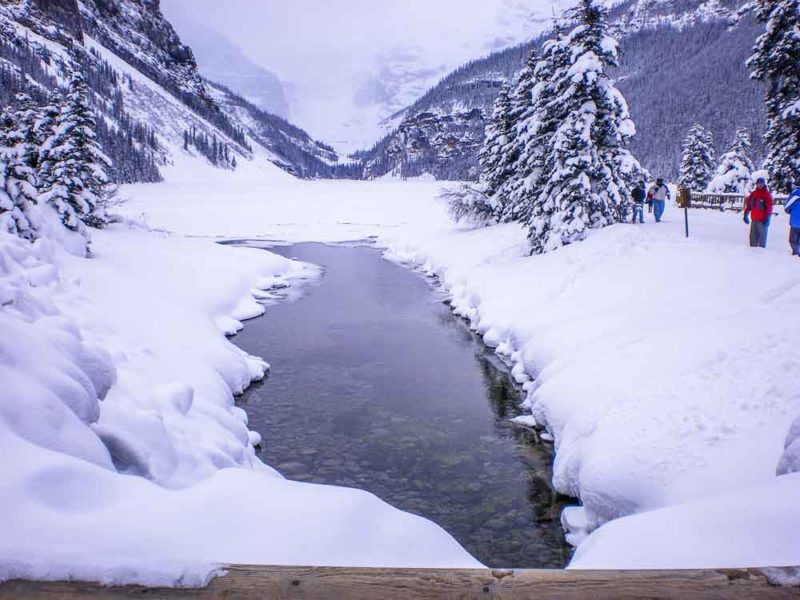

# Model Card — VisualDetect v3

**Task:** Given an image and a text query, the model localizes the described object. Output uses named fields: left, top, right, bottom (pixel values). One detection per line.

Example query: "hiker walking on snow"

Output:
left=785, top=185, right=800, bottom=256
left=631, top=181, right=646, bottom=224
left=647, top=178, right=671, bottom=223
left=743, top=177, right=773, bottom=248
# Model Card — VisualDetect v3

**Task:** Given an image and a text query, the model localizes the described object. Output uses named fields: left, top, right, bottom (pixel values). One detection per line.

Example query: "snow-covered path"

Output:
left=124, top=173, right=800, bottom=570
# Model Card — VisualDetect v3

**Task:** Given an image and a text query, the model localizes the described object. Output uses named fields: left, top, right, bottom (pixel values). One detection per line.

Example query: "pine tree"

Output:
left=478, top=82, right=513, bottom=203
left=513, top=24, right=573, bottom=241
left=494, top=48, right=542, bottom=223
left=14, top=93, right=40, bottom=170
left=35, top=92, right=62, bottom=174
left=524, top=1, right=643, bottom=254
left=706, top=128, right=755, bottom=194
left=748, top=0, right=800, bottom=192
left=0, top=109, right=38, bottom=240
left=39, top=72, right=112, bottom=232
left=678, top=124, right=715, bottom=191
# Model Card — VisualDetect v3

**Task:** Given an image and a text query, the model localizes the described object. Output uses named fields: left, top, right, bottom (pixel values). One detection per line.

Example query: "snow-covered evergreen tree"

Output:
left=490, top=49, right=542, bottom=223
left=39, top=72, right=112, bottom=232
left=706, top=128, right=755, bottom=194
left=35, top=92, right=63, bottom=171
left=14, top=93, right=40, bottom=171
left=512, top=25, right=572, bottom=242
left=678, top=124, right=715, bottom=191
left=478, top=82, right=514, bottom=203
left=0, top=109, right=38, bottom=240
left=491, top=47, right=549, bottom=224
left=524, top=1, right=643, bottom=254
left=748, top=0, right=800, bottom=193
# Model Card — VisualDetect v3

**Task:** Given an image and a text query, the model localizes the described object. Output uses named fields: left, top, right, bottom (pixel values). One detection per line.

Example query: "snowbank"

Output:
left=570, top=472, right=800, bottom=570
left=0, top=215, right=481, bottom=586
left=121, top=175, right=800, bottom=570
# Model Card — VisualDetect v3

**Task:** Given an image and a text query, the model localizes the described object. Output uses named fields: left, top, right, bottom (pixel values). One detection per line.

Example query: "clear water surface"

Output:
left=231, top=242, right=572, bottom=568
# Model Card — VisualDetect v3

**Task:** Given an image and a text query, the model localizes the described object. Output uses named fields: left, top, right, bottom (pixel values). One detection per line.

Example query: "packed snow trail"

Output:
left=124, top=171, right=800, bottom=569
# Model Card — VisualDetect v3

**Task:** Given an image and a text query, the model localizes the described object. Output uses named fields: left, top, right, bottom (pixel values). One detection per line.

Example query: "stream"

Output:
left=232, top=242, right=572, bottom=568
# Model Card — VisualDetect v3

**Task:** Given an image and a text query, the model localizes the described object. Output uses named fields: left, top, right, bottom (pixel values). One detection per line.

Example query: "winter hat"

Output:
left=756, top=177, right=766, bottom=186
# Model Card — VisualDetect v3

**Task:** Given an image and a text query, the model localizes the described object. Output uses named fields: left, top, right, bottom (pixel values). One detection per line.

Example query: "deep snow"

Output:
left=122, top=167, right=800, bottom=570
left=3, top=159, right=798, bottom=584
left=0, top=198, right=482, bottom=586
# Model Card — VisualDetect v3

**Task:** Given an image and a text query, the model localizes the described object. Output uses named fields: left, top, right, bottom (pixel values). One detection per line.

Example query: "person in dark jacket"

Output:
left=743, top=177, right=774, bottom=248
left=631, top=181, right=646, bottom=224
left=785, top=185, right=800, bottom=256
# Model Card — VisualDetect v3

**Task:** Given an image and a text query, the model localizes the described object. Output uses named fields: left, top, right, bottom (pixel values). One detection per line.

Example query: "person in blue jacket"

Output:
left=786, top=185, right=800, bottom=256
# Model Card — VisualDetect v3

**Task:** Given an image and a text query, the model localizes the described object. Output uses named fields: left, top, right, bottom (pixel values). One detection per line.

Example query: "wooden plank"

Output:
left=1, top=565, right=798, bottom=599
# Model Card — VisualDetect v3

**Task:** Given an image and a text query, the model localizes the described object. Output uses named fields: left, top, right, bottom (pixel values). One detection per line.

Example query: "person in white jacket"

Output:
left=647, top=178, right=671, bottom=223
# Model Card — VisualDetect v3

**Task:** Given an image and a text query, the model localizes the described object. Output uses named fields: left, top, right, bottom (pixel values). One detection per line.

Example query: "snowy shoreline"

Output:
left=0, top=219, right=482, bottom=587
left=121, top=175, right=800, bottom=571
left=5, top=172, right=797, bottom=585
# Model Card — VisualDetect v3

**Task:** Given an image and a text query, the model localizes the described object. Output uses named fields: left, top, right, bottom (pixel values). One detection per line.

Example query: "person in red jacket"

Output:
left=743, top=177, right=774, bottom=248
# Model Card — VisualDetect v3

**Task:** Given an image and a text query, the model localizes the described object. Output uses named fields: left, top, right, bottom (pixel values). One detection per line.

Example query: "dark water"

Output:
left=232, top=242, right=571, bottom=568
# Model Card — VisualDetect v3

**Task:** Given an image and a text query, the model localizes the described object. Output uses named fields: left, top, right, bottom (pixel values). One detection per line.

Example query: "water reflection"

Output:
left=232, top=243, right=572, bottom=568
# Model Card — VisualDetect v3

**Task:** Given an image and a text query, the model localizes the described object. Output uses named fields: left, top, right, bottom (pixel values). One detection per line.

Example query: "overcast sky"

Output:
left=161, top=0, right=574, bottom=148
left=162, top=0, right=562, bottom=78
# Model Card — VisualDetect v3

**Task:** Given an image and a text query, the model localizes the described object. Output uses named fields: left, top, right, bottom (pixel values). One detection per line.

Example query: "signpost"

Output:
left=679, top=188, right=691, bottom=238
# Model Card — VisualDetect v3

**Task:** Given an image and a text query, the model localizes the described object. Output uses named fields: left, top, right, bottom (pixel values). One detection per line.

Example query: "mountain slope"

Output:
left=207, top=80, right=354, bottom=179
left=0, top=0, right=342, bottom=182
left=167, top=14, right=291, bottom=119
left=358, top=0, right=766, bottom=181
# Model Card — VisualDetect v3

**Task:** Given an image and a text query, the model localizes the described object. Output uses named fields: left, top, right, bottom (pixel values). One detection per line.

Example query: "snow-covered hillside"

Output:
left=0, top=0, right=344, bottom=180
left=360, top=0, right=764, bottom=181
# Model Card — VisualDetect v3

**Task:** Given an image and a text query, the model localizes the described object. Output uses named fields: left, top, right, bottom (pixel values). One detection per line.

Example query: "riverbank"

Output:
left=123, top=172, right=800, bottom=570
left=0, top=220, right=482, bottom=586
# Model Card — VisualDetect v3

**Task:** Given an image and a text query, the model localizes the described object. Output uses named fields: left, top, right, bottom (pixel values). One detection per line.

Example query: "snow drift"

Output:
left=0, top=209, right=481, bottom=586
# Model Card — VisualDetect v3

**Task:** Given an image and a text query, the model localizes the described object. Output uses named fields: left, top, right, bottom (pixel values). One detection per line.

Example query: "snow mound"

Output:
left=1, top=219, right=480, bottom=585
left=570, top=473, right=800, bottom=570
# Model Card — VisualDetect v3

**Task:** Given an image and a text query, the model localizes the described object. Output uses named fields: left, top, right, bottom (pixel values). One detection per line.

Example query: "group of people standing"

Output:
left=629, top=176, right=800, bottom=256
left=630, top=179, right=671, bottom=224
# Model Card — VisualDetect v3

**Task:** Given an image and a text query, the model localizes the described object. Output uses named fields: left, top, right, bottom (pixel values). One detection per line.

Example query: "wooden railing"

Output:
left=1, top=565, right=799, bottom=599
left=688, top=192, right=789, bottom=212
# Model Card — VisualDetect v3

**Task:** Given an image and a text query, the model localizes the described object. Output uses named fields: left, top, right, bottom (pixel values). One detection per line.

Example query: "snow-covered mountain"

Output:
left=0, top=0, right=343, bottom=181
left=161, top=0, right=577, bottom=154
left=359, top=0, right=765, bottom=180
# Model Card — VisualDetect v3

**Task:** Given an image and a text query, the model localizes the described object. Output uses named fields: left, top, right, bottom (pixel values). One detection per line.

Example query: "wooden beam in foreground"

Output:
left=1, top=565, right=798, bottom=599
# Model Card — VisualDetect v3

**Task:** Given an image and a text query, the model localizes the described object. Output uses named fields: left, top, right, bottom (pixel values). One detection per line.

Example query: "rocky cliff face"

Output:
left=31, top=0, right=82, bottom=38
left=79, top=0, right=210, bottom=106
left=362, top=108, right=484, bottom=180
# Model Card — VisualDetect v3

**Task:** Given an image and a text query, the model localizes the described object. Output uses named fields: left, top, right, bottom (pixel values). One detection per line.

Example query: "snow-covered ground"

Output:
left=0, top=189, right=482, bottom=586
left=3, top=160, right=798, bottom=585
left=122, top=167, right=800, bottom=571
